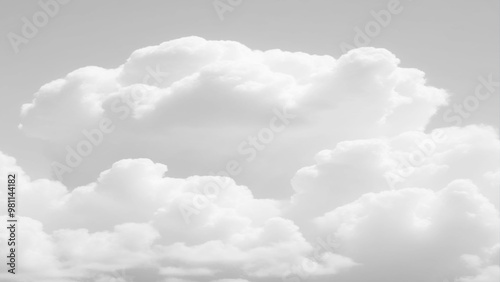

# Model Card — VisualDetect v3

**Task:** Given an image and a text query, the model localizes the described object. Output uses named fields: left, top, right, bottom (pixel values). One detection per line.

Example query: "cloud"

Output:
left=2, top=140, right=498, bottom=281
left=0, top=151, right=356, bottom=281
left=6, top=37, right=498, bottom=281
left=457, top=245, right=500, bottom=282
left=18, top=36, right=448, bottom=196
left=457, top=266, right=500, bottom=282
left=313, top=180, right=499, bottom=282
left=288, top=125, right=500, bottom=222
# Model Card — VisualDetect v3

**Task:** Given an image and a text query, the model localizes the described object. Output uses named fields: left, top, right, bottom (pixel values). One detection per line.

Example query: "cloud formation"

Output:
left=0, top=153, right=356, bottom=281
left=2, top=37, right=497, bottom=281
left=19, top=36, right=448, bottom=195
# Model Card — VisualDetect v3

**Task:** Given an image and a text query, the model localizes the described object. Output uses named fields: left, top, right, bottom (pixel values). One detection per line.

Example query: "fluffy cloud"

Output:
left=21, top=37, right=446, bottom=141
left=313, top=181, right=499, bottom=282
left=1, top=141, right=498, bottom=281
left=289, top=124, right=500, bottom=222
left=4, top=37, right=498, bottom=281
left=457, top=266, right=500, bottom=282
left=0, top=215, right=159, bottom=282
left=18, top=36, right=447, bottom=197
left=0, top=151, right=356, bottom=281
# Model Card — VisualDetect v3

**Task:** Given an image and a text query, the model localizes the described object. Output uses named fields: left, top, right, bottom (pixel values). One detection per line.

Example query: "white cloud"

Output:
left=313, top=180, right=499, bottom=282
left=5, top=36, right=498, bottom=282
left=0, top=151, right=355, bottom=281
left=19, top=36, right=448, bottom=197
left=457, top=266, right=500, bottom=282
left=289, top=125, right=500, bottom=222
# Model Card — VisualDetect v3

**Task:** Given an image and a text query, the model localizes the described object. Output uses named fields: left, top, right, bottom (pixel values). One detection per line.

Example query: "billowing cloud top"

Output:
left=20, top=36, right=447, bottom=141
left=18, top=37, right=449, bottom=192
left=1, top=37, right=497, bottom=282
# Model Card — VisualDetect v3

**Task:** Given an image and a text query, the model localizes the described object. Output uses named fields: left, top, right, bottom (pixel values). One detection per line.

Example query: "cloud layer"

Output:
left=1, top=37, right=497, bottom=282
left=19, top=36, right=447, bottom=196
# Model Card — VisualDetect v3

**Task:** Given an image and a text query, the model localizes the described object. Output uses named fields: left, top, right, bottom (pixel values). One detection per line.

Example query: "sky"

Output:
left=0, top=1, right=499, bottom=282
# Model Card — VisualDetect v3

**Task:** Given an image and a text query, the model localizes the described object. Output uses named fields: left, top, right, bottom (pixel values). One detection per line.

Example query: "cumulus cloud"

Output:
left=18, top=36, right=448, bottom=196
left=23, top=37, right=445, bottom=141
left=313, top=181, right=499, bottom=282
left=0, top=151, right=355, bottom=281
left=289, top=124, right=499, bottom=222
left=4, top=37, right=498, bottom=281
